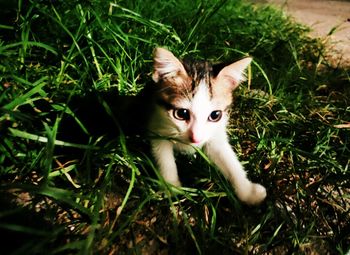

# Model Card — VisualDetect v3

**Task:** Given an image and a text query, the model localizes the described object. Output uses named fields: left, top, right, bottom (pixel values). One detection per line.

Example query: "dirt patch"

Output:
left=260, top=0, right=350, bottom=67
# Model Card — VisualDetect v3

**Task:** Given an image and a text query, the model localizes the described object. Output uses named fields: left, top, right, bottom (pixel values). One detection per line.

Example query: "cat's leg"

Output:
left=151, top=139, right=181, bottom=186
left=204, top=137, right=266, bottom=205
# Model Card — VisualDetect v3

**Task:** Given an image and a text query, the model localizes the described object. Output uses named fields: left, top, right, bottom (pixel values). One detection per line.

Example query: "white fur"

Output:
left=151, top=139, right=181, bottom=186
left=187, top=80, right=224, bottom=144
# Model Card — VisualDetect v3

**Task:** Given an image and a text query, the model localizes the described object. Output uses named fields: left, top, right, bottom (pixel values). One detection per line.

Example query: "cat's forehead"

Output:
left=181, top=60, right=215, bottom=97
left=155, top=59, right=233, bottom=109
left=182, top=60, right=213, bottom=83
left=183, top=60, right=232, bottom=102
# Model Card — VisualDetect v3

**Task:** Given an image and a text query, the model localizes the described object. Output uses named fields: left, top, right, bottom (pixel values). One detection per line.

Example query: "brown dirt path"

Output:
left=258, top=0, right=350, bottom=66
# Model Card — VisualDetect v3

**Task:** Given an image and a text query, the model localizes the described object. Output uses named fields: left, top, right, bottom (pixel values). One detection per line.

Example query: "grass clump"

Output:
left=0, top=0, right=349, bottom=254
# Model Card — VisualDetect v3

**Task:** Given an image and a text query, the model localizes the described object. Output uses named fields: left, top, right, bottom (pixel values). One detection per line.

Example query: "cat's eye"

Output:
left=173, top=108, right=190, bottom=121
left=208, top=110, right=222, bottom=122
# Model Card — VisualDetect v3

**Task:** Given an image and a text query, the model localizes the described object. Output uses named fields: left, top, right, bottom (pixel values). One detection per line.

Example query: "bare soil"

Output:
left=259, top=0, right=350, bottom=66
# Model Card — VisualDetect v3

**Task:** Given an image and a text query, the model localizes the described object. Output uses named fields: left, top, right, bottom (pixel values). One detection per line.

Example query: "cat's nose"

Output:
left=189, top=134, right=202, bottom=144
left=188, top=126, right=204, bottom=144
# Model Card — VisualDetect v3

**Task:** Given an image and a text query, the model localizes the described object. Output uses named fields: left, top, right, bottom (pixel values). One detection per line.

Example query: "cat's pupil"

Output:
left=173, top=108, right=190, bottom=121
left=208, top=110, right=222, bottom=122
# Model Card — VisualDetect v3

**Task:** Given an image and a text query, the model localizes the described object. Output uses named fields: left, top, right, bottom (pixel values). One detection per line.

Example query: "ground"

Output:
left=258, top=0, right=350, bottom=66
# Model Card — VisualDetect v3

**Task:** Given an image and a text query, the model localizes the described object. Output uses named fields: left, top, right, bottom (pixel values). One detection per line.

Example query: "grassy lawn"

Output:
left=0, top=0, right=349, bottom=254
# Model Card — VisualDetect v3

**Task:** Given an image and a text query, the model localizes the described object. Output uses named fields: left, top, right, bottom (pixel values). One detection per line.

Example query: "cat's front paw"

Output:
left=163, top=177, right=182, bottom=187
left=239, top=183, right=267, bottom=205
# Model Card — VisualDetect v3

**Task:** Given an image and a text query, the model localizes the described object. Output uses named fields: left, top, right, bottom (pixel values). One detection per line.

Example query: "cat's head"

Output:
left=151, top=47, right=251, bottom=145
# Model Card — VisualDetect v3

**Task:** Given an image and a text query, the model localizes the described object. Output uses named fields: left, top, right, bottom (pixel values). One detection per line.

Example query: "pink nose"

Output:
left=189, top=134, right=201, bottom=144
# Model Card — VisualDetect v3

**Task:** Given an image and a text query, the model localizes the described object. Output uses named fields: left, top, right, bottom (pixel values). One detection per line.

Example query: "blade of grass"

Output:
left=8, top=128, right=100, bottom=150
left=0, top=41, right=57, bottom=55
left=3, top=76, right=48, bottom=110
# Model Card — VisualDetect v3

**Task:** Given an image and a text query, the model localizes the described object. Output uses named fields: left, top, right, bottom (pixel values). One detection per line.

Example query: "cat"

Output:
left=148, top=47, right=266, bottom=205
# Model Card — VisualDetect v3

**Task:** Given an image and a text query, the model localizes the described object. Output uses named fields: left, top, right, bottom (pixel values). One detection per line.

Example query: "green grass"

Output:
left=0, top=0, right=349, bottom=254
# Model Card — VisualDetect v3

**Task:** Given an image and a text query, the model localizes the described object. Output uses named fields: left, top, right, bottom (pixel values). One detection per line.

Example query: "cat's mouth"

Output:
left=170, top=136, right=204, bottom=147
left=190, top=140, right=203, bottom=146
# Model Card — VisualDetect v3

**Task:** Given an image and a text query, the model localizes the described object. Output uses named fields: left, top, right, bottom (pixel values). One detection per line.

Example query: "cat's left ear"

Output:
left=152, top=47, right=187, bottom=83
left=215, top=57, right=252, bottom=90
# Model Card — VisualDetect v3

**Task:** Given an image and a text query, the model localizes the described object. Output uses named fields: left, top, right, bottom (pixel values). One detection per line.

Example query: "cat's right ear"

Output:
left=152, top=48, right=187, bottom=83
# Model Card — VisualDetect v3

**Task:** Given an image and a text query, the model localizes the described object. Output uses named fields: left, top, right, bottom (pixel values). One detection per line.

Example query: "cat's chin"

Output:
left=186, top=140, right=206, bottom=148
left=190, top=142, right=205, bottom=148
left=172, top=140, right=204, bottom=155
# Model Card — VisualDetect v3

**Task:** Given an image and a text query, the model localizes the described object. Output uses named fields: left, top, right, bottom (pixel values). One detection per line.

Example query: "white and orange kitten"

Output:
left=147, top=48, right=266, bottom=205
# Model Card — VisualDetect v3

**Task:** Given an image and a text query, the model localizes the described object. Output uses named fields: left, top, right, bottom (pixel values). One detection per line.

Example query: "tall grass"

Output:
left=0, top=0, right=349, bottom=254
